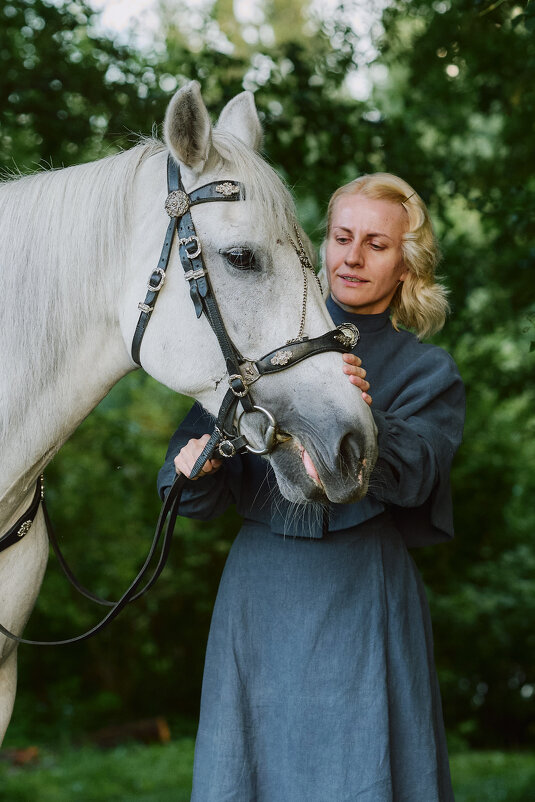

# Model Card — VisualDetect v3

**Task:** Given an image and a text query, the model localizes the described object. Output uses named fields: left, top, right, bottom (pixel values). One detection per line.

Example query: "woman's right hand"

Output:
left=174, top=434, right=223, bottom=480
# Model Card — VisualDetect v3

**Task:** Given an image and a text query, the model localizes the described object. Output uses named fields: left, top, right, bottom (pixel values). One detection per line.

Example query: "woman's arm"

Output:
left=367, top=349, right=465, bottom=509
left=157, top=403, right=241, bottom=521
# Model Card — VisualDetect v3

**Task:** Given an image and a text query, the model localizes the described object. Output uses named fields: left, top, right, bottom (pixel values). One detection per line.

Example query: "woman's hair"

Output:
left=326, top=173, right=449, bottom=338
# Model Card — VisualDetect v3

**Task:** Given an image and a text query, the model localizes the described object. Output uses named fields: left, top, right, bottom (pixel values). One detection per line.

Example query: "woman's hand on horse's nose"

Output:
left=342, top=354, right=372, bottom=407
left=174, top=434, right=223, bottom=479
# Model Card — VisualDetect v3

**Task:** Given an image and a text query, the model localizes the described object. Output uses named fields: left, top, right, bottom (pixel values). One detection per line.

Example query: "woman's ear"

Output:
left=399, top=265, right=409, bottom=283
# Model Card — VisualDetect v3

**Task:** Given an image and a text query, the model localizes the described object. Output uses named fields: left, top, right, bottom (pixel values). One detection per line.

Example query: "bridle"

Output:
left=0, top=155, right=360, bottom=646
left=132, top=156, right=360, bottom=466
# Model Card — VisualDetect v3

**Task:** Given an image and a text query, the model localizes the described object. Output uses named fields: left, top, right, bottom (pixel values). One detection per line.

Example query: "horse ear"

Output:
left=216, top=91, right=263, bottom=151
left=164, top=81, right=212, bottom=172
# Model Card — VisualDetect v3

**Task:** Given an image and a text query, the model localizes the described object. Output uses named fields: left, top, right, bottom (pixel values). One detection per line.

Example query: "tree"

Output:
left=0, top=0, right=157, bottom=170
left=370, top=0, right=535, bottom=747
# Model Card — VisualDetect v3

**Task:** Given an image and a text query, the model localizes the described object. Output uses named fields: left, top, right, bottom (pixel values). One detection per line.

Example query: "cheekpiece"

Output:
left=270, top=349, right=293, bottom=367
left=334, top=323, right=360, bottom=349
left=216, top=182, right=240, bottom=197
left=165, top=190, right=190, bottom=217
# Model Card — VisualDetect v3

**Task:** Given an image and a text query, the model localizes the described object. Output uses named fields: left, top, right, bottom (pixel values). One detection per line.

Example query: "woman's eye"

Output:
left=222, top=247, right=256, bottom=269
left=336, top=237, right=350, bottom=245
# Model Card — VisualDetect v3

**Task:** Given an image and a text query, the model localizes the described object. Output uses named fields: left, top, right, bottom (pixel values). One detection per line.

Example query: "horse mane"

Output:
left=0, top=141, right=163, bottom=441
left=0, top=134, right=300, bottom=443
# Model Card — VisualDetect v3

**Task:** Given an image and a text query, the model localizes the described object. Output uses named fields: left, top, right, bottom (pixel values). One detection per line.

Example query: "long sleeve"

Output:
left=368, top=348, right=465, bottom=509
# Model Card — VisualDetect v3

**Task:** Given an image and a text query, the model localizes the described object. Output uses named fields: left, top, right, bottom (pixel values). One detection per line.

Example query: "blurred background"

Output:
left=1, top=0, right=534, bottom=795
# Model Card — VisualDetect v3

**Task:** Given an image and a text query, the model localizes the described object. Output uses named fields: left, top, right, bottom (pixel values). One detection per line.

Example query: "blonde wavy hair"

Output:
left=326, top=173, right=449, bottom=338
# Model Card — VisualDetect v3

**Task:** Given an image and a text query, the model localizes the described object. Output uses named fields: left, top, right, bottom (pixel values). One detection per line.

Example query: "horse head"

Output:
left=121, top=82, right=377, bottom=504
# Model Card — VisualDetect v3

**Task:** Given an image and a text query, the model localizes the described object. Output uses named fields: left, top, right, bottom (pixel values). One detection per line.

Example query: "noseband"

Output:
left=132, top=156, right=360, bottom=472
left=0, top=155, right=360, bottom=646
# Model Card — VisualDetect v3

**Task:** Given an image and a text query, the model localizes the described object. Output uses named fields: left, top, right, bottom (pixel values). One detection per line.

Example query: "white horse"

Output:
left=0, top=82, right=377, bottom=740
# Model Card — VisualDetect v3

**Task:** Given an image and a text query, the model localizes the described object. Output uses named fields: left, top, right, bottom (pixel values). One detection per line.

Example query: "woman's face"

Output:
left=326, top=194, right=409, bottom=314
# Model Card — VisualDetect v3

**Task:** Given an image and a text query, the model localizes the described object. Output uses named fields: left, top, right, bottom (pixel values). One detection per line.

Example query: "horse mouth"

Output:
left=273, top=430, right=324, bottom=488
left=268, top=432, right=373, bottom=504
left=299, top=445, right=323, bottom=488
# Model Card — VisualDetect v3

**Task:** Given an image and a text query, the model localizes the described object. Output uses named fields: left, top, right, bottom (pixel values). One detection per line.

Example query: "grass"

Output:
left=0, top=739, right=195, bottom=802
left=451, top=751, right=535, bottom=802
left=1, top=740, right=535, bottom=801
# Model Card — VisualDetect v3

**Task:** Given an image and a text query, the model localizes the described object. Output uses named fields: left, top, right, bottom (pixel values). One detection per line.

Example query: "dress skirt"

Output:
left=191, top=511, right=455, bottom=802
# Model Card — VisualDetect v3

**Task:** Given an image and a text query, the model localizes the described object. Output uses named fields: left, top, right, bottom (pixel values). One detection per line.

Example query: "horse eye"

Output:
left=222, top=247, right=256, bottom=270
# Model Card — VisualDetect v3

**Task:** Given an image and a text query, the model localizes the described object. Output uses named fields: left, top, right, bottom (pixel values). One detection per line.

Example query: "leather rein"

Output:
left=0, top=155, right=359, bottom=646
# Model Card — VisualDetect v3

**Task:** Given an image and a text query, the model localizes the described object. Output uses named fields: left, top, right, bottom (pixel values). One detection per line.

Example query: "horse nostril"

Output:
left=339, top=432, right=364, bottom=474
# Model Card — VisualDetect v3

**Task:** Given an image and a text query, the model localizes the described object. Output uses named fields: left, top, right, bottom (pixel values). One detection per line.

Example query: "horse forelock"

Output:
left=210, top=130, right=300, bottom=245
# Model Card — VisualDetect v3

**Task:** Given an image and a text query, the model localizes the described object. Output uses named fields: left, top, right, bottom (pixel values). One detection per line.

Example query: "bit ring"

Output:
left=237, top=405, right=277, bottom=455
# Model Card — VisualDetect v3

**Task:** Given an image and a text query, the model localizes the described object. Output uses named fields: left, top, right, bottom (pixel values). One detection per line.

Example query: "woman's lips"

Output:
left=339, top=274, right=369, bottom=283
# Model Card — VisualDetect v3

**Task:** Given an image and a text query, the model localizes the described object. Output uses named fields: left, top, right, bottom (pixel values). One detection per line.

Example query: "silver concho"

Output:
left=216, top=182, right=240, bottom=197
left=334, top=323, right=360, bottom=349
left=270, top=349, right=293, bottom=366
left=17, top=520, right=32, bottom=538
left=165, top=190, right=190, bottom=217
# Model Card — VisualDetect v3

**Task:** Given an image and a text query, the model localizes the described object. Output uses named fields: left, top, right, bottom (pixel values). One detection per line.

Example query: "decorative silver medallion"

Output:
left=17, top=520, right=32, bottom=538
left=270, top=349, right=293, bottom=367
left=216, top=182, right=240, bottom=197
left=334, top=323, right=360, bottom=349
left=165, top=190, right=190, bottom=217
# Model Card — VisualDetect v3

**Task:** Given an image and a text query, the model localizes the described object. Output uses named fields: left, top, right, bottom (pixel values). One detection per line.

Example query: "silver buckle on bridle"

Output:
left=148, top=268, right=166, bottom=292
left=179, top=235, right=202, bottom=259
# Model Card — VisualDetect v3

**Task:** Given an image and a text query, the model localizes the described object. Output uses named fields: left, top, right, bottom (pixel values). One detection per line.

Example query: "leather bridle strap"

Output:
left=131, top=157, right=245, bottom=367
left=0, top=475, right=44, bottom=553
left=0, top=473, right=189, bottom=645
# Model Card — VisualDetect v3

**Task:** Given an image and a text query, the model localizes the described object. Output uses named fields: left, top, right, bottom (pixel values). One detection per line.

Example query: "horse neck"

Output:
left=0, top=154, right=144, bottom=518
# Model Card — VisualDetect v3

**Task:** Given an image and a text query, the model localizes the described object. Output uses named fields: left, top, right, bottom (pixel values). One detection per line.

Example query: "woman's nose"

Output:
left=345, top=241, right=363, bottom=267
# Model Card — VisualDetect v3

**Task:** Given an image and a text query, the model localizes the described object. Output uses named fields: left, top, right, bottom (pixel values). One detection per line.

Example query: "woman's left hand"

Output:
left=342, top=354, right=372, bottom=406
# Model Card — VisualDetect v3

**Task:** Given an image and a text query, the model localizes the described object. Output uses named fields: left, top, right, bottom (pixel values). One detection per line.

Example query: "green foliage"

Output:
left=0, top=739, right=195, bottom=801
left=451, top=751, right=535, bottom=802
left=0, top=0, right=162, bottom=169
left=370, top=0, right=535, bottom=748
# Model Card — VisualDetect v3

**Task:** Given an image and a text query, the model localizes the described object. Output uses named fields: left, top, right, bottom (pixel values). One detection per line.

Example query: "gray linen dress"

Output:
left=158, top=299, right=465, bottom=801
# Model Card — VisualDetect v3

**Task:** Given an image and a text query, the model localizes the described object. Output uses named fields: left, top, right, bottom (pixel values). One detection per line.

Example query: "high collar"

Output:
left=326, top=294, right=392, bottom=334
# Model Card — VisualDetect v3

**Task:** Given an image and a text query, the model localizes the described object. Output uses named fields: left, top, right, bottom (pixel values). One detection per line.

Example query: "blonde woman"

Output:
left=159, top=173, right=464, bottom=801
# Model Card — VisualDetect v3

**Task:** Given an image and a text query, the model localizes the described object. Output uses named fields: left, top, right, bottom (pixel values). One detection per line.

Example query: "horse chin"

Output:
left=268, top=438, right=373, bottom=505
